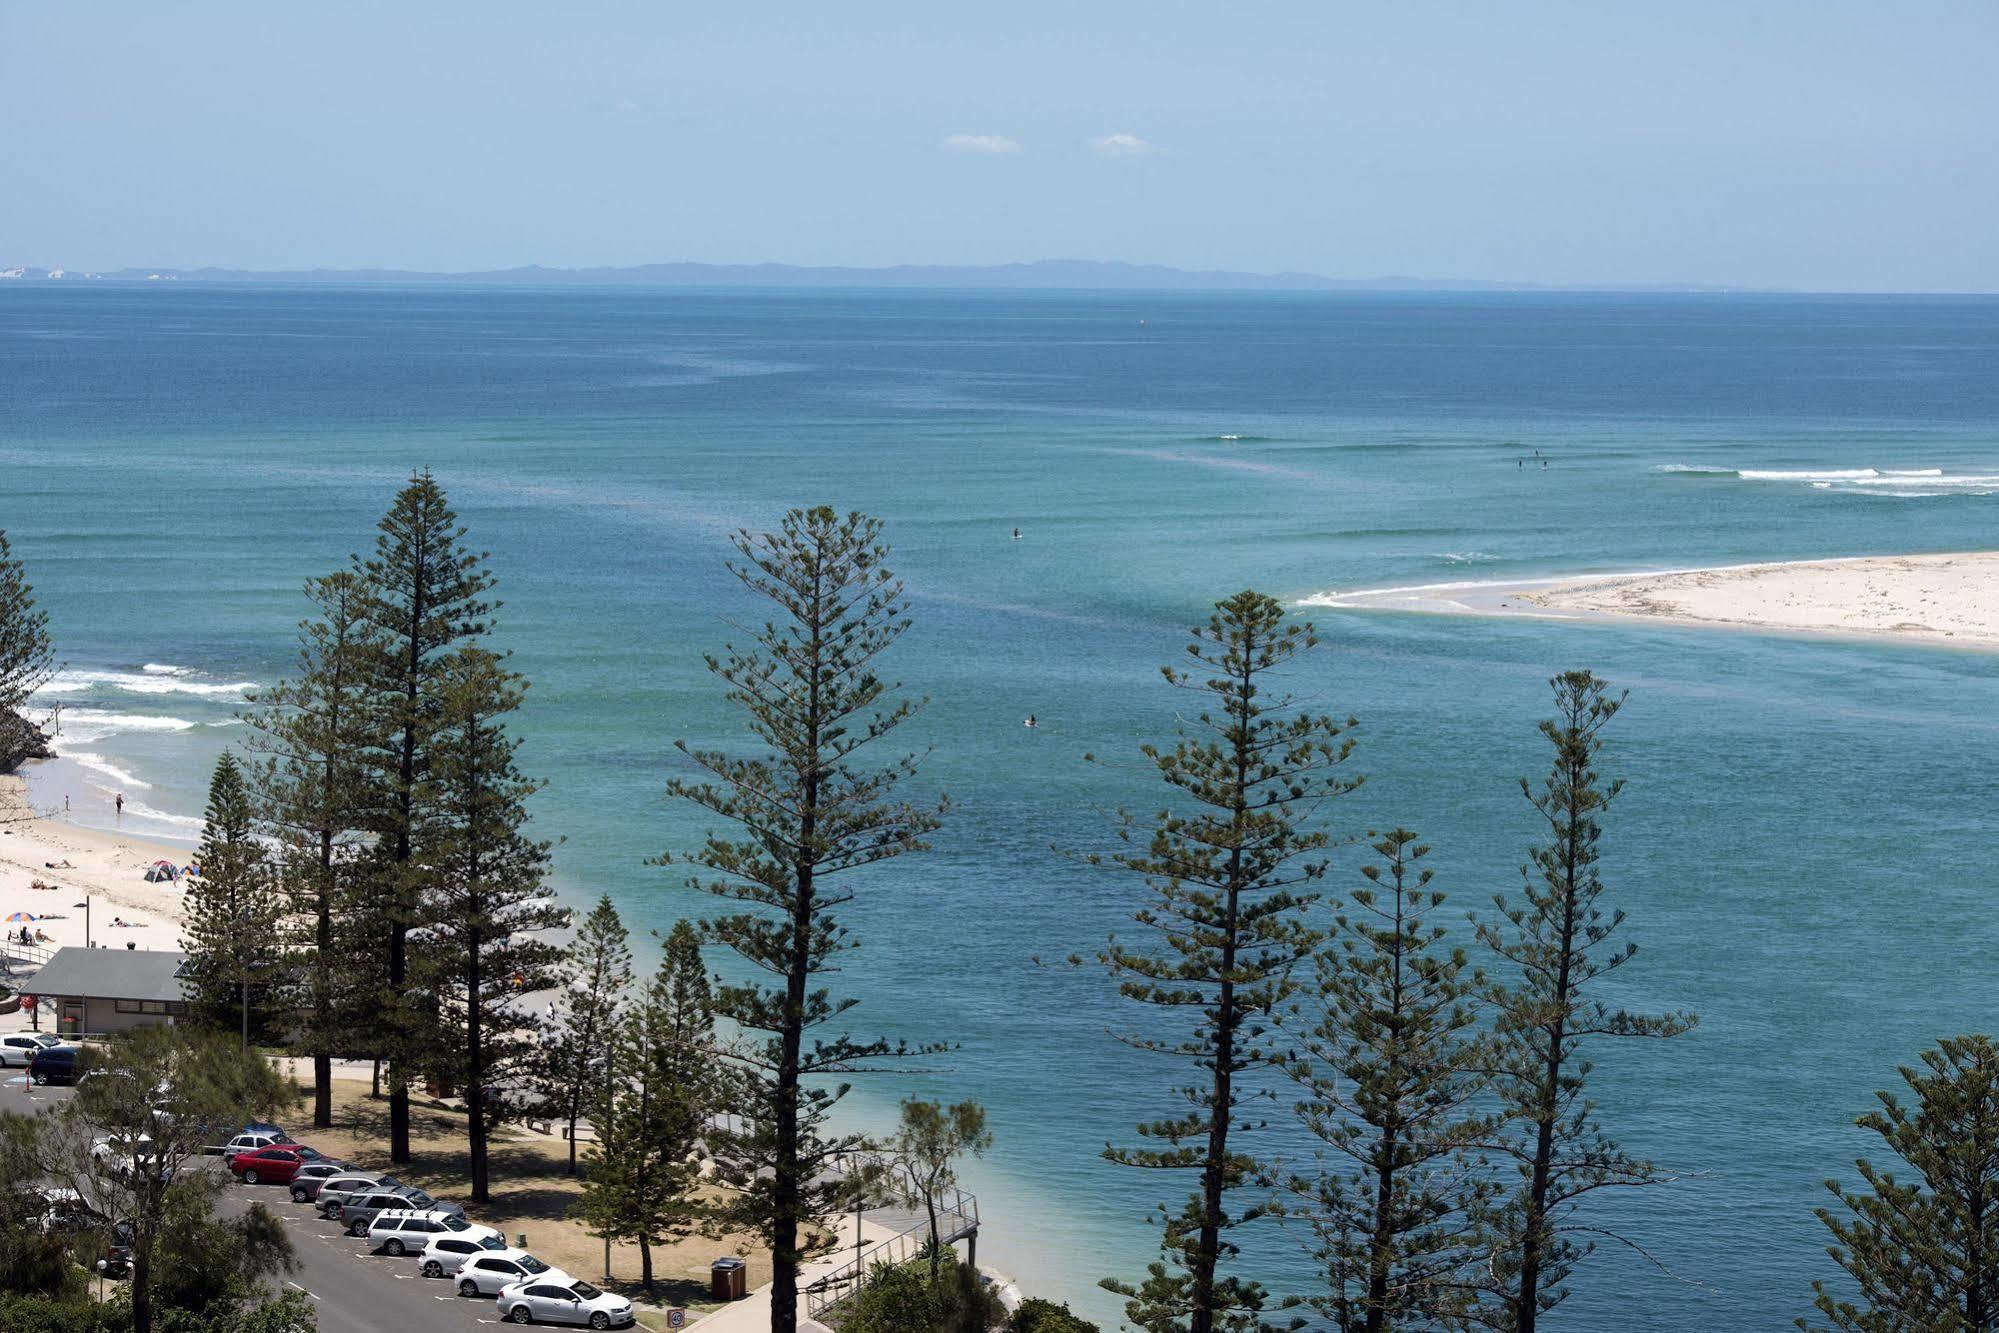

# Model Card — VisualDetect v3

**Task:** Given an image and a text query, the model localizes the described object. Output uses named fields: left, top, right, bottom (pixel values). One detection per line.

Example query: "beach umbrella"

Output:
left=3, top=912, right=37, bottom=922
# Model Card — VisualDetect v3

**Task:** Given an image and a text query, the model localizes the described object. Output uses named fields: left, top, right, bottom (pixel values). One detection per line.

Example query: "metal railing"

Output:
left=804, top=1184, right=981, bottom=1319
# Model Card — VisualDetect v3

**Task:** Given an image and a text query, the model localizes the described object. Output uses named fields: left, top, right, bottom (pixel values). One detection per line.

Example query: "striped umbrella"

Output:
left=4, top=912, right=38, bottom=922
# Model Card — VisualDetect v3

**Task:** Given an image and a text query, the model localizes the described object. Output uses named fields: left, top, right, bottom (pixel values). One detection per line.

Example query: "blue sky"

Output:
left=3, top=0, right=1995, bottom=289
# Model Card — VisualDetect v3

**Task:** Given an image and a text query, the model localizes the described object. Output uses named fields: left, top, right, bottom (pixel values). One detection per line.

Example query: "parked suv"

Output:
left=315, top=1172, right=401, bottom=1218
left=417, top=1226, right=509, bottom=1278
left=27, top=1044, right=82, bottom=1086
left=287, top=1162, right=351, bottom=1204
left=498, top=1278, right=635, bottom=1329
left=453, top=1249, right=567, bottom=1298
left=230, top=1144, right=331, bottom=1185
left=366, top=1208, right=477, bottom=1256
left=340, top=1186, right=463, bottom=1235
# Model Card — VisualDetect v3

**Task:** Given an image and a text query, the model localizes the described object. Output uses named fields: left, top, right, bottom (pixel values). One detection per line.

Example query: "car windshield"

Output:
left=295, top=1147, right=325, bottom=1161
left=477, top=1236, right=507, bottom=1250
left=440, top=1215, right=469, bottom=1231
left=404, top=1189, right=434, bottom=1208
left=519, top=1256, right=549, bottom=1274
left=571, top=1282, right=603, bottom=1300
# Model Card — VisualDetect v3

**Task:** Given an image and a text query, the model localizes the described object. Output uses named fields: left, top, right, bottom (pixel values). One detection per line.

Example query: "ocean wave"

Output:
left=66, top=752, right=152, bottom=790
left=1438, top=551, right=1504, bottom=565
left=1657, top=464, right=1994, bottom=494
left=55, top=711, right=199, bottom=744
left=121, top=799, right=205, bottom=833
left=142, top=663, right=190, bottom=676
left=39, top=668, right=257, bottom=699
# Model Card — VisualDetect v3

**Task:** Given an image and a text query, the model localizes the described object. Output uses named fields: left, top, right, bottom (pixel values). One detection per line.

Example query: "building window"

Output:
left=140, top=1001, right=169, bottom=1015
left=115, top=999, right=140, bottom=1014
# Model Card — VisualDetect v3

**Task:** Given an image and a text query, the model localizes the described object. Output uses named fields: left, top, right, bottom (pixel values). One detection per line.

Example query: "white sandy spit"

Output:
left=1302, top=551, right=1999, bottom=648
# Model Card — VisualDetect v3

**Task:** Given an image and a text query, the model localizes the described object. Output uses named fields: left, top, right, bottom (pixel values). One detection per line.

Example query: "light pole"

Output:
left=74, top=898, right=90, bottom=949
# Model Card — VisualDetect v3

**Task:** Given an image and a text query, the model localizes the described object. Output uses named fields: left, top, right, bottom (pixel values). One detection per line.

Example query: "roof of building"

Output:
left=25, top=947, right=189, bottom=1004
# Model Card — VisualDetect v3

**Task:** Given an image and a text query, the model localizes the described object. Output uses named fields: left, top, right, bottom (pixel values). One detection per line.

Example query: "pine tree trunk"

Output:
left=468, top=929, right=489, bottom=1203
left=388, top=610, right=421, bottom=1164
left=1190, top=637, right=1256, bottom=1333
left=315, top=825, right=335, bottom=1128
left=132, top=1244, right=152, bottom=1333
left=1517, top=773, right=1585, bottom=1333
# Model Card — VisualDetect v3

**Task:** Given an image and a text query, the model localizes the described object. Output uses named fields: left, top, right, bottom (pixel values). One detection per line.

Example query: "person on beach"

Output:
left=114, top=792, right=124, bottom=818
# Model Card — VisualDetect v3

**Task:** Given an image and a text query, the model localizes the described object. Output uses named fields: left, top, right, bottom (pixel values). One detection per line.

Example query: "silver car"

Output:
left=315, top=1172, right=400, bottom=1218
left=287, top=1162, right=350, bottom=1204
left=454, top=1249, right=567, bottom=1298
left=339, top=1186, right=462, bottom=1235
left=497, top=1277, right=635, bottom=1329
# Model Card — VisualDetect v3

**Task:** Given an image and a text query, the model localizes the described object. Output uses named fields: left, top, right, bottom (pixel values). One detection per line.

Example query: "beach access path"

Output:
left=1302, top=550, right=1999, bottom=649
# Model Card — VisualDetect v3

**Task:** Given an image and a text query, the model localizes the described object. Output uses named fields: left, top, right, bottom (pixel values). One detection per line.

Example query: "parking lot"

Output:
left=3, top=1071, right=563, bottom=1333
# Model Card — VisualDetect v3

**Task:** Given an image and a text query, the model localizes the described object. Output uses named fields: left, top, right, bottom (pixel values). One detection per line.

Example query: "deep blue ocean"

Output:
left=6, top=285, right=1999, bottom=1329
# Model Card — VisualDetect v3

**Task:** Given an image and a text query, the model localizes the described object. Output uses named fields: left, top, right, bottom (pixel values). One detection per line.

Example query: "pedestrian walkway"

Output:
left=690, top=1212, right=906, bottom=1333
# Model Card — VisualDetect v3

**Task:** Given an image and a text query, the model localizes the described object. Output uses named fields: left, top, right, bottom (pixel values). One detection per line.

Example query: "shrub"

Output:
left=1009, top=1298, right=1099, bottom=1333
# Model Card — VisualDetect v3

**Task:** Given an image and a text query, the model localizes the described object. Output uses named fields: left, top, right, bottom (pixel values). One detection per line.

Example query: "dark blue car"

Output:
left=28, top=1044, right=81, bottom=1086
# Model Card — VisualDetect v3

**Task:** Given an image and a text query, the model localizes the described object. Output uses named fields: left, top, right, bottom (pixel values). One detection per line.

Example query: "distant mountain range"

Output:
left=0, top=259, right=1763, bottom=293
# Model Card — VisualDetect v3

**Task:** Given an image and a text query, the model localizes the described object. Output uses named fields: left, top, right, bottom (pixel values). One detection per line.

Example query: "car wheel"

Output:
left=291, top=1188, right=309, bottom=1203
left=385, top=1238, right=405, bottom=1256
left=31, top=1071, right=46, bottom=1085
left=347, top=1220, right=368, bottom=1237
left=591, top=1314, right=611, bottom=1330
left=459, top=1279, right=480, bottom=1298
left=243, top=1169, right=261, bottom=1185
left=508, top=1305, right=534, bottom=1325
left=422, top=1260, right=442, bottom=1278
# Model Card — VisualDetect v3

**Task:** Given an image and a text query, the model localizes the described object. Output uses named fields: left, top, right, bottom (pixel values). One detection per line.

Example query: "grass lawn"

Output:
left=286, top=1077, right=771, bottom=1325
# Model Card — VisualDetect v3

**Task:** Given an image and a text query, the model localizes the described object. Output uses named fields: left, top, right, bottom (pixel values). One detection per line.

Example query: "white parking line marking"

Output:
left=285, top=1280, right=321, bottom=1301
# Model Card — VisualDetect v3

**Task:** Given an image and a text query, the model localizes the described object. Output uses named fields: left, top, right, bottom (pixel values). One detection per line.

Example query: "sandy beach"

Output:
left=0, top=773, right=189, bottom=957
left=1305, top=551, right=1999, bottom=648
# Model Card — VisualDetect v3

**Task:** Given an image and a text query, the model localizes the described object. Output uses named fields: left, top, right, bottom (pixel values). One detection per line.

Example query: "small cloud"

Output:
left=1089, top=132, right=1156, bottom=158
left=944, top=133, right=1023, bottom=156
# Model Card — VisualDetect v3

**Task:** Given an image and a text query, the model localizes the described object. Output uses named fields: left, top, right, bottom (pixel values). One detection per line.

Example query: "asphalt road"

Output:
left=3, top=1071, right=532, bottom=1333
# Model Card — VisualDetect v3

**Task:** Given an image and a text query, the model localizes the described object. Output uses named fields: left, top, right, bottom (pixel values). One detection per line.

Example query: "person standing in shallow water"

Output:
left=114, top=792, right=123, bottom=818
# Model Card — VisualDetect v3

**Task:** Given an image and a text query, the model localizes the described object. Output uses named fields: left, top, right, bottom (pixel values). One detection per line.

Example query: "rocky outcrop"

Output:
left=0, top=709, right=53, bottom=774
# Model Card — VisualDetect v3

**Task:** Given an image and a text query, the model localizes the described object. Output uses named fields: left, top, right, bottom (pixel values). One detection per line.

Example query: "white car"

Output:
left=0, top=1032, right=63, bottom=1067
left=497, top=1277, right=636, bottom=1328
left=455, top=1249, right=568, bottom=1298
left=417, top=1226, right=510, bottom=1278
left=366, top=1208, right=484, bottom=1257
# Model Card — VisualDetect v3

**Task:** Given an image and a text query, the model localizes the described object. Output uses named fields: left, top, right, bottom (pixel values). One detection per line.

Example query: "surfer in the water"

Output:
left=1012, top=527, right=1021, bottom=540
left=1024, top=714, right=1037, bottom=728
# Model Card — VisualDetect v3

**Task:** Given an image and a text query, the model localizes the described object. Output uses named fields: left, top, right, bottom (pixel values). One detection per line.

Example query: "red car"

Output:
left=228, top=1144, right=332, bottom=1186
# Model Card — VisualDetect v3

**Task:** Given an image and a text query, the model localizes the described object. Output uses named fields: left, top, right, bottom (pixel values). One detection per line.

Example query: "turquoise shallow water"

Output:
left=6, top=286, right=1999, bottom=1328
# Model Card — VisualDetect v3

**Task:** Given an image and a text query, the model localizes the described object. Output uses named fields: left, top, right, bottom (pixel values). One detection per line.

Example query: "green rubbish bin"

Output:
left=711, top=1257, right=747, bottom=1301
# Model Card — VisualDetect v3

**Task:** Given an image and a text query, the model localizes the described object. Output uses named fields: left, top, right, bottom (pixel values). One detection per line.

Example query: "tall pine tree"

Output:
left=1283, top=829, right=1493, bottom=1333
left=245, top=570, right=381, bottom=1127
left=1096, top=590, right=1359, bottom=1333
left=422, top=647, right=567, bottom=1202
left=663, top=506, right=941, bottom=1333
left=355, top=470, right=495, bottom=1163
left=576, top=920, right=717, bottom=1291
left=180, top=753, right=283, bottom=1046
left=1475, top=672, right=1693, bottom=1331
left=0, top=529, right=58, bottom=780
left=544, top=895, right=634, bottom=1176
left=1802, top=1035, right=1999, bottom=1332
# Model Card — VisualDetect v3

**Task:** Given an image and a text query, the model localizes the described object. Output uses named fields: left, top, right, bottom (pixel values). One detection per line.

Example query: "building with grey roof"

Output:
left=25, top=947, right=190, bottom=1036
